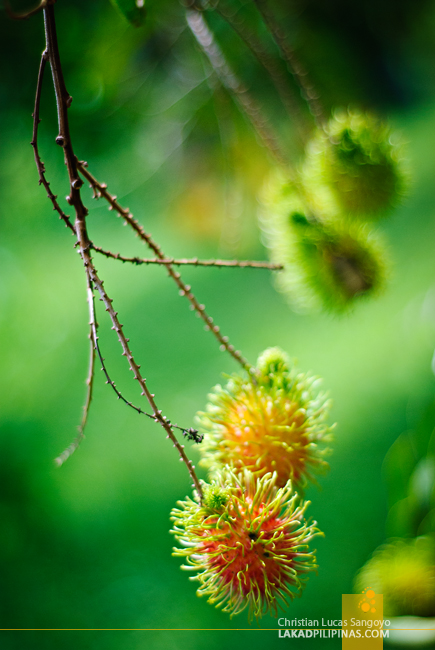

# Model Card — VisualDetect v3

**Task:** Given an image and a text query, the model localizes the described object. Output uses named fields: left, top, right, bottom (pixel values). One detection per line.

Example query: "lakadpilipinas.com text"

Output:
left=278, top=618, right=390, bottom=639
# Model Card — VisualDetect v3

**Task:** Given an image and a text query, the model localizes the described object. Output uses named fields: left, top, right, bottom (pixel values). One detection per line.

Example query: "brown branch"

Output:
left=5, top=0, right=53, bottom=21
left=43, top=3, right=203, bottom=497
left=213, top=1, right=308, bottom=145
left=43, top=6, right=83, bottom=199
left=76, top=161, right=254, bottom=377
left=253, top=0, right=326, bottom=129
left=90, top=243, right=284, bottom=270
left=54, top=279, right=202, bottom=467
left=185, top=7, right=293, bottom=173
left=55, top=280, right=202, bottom=467
left=90, top=284, right=203, bottom=442
left=82, top=245, right=203, bottom=494
left=185, top=2, right=321, bottom=222
left=31, top=50, right=76, bottom=234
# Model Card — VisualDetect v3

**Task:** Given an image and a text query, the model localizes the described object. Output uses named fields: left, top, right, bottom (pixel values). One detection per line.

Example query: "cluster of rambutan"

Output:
left=260, top=108, right=407, bottom=313
left=170, top=347, right=334, bottom=620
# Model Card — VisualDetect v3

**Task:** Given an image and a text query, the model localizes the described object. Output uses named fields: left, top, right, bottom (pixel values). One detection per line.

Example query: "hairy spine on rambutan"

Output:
left=303, top=108, right=407, bottom=219
left=171, top=469, right=322, bottom=620
left=197, top=347, right=334, bottom=491
left=259, top=170, right=388, bottom=313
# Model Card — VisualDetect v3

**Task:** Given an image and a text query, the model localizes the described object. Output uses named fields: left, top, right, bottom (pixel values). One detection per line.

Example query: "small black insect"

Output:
left=182, top=427, right=204, bottom=444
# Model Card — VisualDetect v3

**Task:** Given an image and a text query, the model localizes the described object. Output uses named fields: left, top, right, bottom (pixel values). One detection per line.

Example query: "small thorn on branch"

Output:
left=76, top=161, right=255, bottom=377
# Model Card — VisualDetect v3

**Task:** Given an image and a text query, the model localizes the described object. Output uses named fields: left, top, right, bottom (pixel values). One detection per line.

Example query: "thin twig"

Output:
left=6, top=0, right=52, bottom=21
left=82, top=246, right=204, bottom=493
left=253, top=0, right=325, bottom=128
left=55, top=280, right=203, bottom=466
left=31, top=50, right=76, bottom=234
left=88, top=284, right=202, bottom=442
left=185, top=3, right=320, bottom=223
left=186, top=7, right=294, bottom=173
left=54, top=281, right=202, bottom=466
left=43, top=3, right=203, bottom=498
left=94, top=334, right=203, bottom=443
left=76, top=161, right=254, bottom=376
left=90, top=243, right=284, bottom=270
left=54, top=288, right=95, bottom=467
left=213, top=1, right=308, bottom=145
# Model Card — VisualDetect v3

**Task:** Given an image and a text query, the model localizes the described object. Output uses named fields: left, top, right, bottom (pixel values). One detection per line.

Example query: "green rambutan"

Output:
left=260, top=171, right=388, bottom=313
left=303, top=108, right=407, bottom=218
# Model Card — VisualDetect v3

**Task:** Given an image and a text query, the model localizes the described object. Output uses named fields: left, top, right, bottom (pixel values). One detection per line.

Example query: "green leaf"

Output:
left=110, top=0, right=146, bottom=27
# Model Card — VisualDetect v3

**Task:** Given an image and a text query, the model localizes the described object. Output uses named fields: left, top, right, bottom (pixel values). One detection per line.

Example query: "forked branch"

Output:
left=80, top=242, right=203, bottom=494
left=77, top=161, right=254, bottom=376
left=42, top=3, right=204, bottom=498
left=31, top=49, right=76, bottom=234
left=55, top=280, right=203, bottom=467
left=88, top=284, right=202, bottom=442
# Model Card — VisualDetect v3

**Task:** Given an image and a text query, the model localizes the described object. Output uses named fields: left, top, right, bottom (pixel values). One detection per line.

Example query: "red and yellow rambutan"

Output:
left=197, top=348, right=334, bottom=491
left=170, top=468, right=322, bottom=620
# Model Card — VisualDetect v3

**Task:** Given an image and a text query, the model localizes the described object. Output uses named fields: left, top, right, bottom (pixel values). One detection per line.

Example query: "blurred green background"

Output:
left=1, top=0, right=435, bottom=647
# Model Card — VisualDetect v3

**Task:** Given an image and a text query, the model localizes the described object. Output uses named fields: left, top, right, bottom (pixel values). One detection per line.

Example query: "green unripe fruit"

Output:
left=259, top=171, right=388, bottom=313
left=304, top=108, right=407, bottom=218
left=293, top=217, right=386, bottom=311
left=354, top=537, right=435, bottom=618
